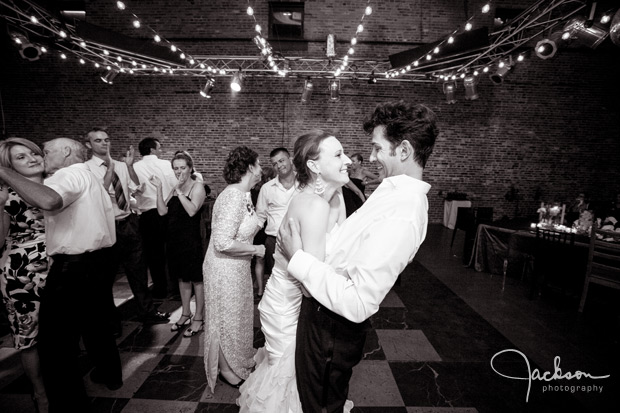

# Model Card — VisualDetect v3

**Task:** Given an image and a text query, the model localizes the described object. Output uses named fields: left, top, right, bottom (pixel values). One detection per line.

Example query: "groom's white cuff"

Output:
left=287, top=250, right=314, bottom=282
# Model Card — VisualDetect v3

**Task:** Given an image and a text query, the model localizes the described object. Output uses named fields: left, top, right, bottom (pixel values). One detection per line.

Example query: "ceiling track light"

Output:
left=463, top=75, right=479, bottom=100
left=368, top=70, right=377, bottom=84
left=329, top=79, right=340, bottom=102
left=200, top=77, right=215, bottom=98
left=230, top=70, right=243, bottom=92
left=101, top=69, right=119, bottom=84
left=301, top=77, right=313, bottom=103
left=489, top=57, right=512, bottom=84
left=443, top=82, right=457, bottom=104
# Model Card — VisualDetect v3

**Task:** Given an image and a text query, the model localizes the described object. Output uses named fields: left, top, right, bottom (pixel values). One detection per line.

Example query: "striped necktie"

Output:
left=104, top=162, right=127, bottom=211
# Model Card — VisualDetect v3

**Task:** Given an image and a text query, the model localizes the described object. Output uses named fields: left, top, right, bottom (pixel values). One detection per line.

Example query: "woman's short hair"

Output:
left=293, top=129, right=336, bottom=189
left=351, top=153, right=363, bottom=163
left=223, top=146, right=259, bottom=184
left=0, top=137, right=44, bottom=169
left=171, top=150, right=196, bottom=180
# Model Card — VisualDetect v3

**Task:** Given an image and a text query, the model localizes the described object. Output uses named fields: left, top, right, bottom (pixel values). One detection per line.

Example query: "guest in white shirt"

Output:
left=0, top=137, right=123, bottom=412
left=254, top=147, right=296, bottom=296
left=133, top=138, right=178, bottom=299
left=279, top=100, right=439, bottom=413
left=85, top=129, right=170, bottom=327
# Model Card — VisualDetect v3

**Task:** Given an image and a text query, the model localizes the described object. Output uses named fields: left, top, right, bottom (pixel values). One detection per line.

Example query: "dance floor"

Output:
left=1, top=224, right=618, bottom=412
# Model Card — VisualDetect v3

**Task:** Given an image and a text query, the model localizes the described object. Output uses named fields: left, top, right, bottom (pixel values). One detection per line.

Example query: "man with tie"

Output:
left=85, top=128, right=170, bottom=333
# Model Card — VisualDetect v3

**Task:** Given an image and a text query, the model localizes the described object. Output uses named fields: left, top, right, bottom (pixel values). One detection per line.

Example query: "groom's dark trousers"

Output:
left=295, top=296, right=371, bottom=412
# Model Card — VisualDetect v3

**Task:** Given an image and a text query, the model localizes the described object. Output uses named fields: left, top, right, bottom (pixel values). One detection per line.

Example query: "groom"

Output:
left=279, top=100, right=439, bottom=412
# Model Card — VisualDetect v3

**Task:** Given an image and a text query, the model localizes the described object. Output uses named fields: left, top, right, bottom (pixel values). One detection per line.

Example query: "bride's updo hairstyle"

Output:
left=293, top=129, right=335, bottom=189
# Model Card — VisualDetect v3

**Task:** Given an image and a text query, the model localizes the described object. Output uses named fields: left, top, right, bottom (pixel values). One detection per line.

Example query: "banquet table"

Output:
left=443, top=200, right=472, bottom=229
left=468, top=222, right=590, bottom=296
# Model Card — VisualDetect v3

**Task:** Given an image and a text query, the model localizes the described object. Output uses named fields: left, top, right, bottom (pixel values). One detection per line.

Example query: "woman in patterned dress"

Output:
left=0, top=137, right=49, bottom=412
left=203, top=146, right=265, bottom=393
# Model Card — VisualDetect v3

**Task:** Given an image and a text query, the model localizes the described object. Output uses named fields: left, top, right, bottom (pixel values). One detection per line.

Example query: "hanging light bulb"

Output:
left=154, top=34, right=161, bottom=42
left=230, top=70, right=243, bottom=92
left=368, top=70, right=377, bottom=84
left=200, top=77, right=215, bottom=98
left=365, top=6, right=372, bottom=15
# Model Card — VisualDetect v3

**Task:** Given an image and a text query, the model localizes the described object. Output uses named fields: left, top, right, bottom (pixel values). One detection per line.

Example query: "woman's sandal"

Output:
left=218, top=372, right=245, bottom=389
left=171, top=313, right=192, bottom=332
left=183, top=319, right=204, bottom=337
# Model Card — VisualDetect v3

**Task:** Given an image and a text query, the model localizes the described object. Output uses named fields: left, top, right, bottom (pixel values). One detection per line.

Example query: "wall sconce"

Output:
left=230, top=70, right=243, bottom=91
left=443, top=82, right=457, bottom=104
left=101, top=69, right=119, bottom=84
left=463, top=75, right=479, bottom=100
left=301, top=78, right=313, bottom=103
left=329, top=79, right=340, bottom=101
left=200, top=77, right=215, bottom=98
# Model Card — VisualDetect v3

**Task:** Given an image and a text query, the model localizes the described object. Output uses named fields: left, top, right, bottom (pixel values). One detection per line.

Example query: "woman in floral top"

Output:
left=0, top=137, right=49, bottom=413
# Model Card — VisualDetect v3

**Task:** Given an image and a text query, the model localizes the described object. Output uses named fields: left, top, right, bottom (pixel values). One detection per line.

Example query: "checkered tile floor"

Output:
left=1, top=225, right=617, bottom=412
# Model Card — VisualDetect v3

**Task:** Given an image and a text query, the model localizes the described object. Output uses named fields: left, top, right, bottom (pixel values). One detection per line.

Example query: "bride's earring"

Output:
left=314, top=174, right=325, bottom=195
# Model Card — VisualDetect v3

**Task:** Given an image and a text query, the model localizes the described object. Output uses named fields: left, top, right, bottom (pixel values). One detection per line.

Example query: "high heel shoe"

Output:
left=218, top=372, right=244, bottom=388
left=183, top=319, right=204, bottom=337
left=171, top=313, right=192, bottom=332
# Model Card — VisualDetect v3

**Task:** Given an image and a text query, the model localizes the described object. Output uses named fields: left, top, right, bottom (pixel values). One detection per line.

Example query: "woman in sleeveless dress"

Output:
left=203, top=146, right=265, bottom=393
left=0, top=137, right=49, bottom=412
left=150, top=151, right=206, bottom=337
left=238, top=130, right=353, bottom=412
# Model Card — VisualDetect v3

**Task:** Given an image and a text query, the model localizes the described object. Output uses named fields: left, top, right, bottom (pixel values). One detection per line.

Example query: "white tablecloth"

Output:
left=443, top=200, right=472, bottom=229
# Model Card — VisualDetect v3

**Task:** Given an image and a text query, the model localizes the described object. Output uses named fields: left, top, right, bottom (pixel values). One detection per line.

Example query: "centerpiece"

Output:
left=537, top=202, right=565, bottom=226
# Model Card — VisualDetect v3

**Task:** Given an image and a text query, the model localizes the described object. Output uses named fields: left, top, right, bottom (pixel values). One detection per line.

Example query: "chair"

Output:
left=578, top=224, right=620, bottom=312
left=450, top=207, right=475, bottom=248
left=500, top=233, right=535, bottom=292
left=533, top=227, right=576, bottom=299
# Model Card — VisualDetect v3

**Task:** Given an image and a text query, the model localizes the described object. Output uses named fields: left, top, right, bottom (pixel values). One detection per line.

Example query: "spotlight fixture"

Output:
left=329, top=79, right=340, bottom=102
left=443, top=82, right=457, bottom=104
left=368, top=70, right=377, bottom=84
left=463, top=75, right=479, bottom=100
left=11, top=32, right=41, bottom=61
left=230, top=70, right=243, bottom=92
left=562, top=15, right=609, bottom=49
left=489, top=59, right=512, bottom=84
left=301, top=78, right=313, bottom=103
left=200, top=77, right=215, bottom=98
left=101, top=69, right=119, bottom=84
left=534, top=31, right=565, bottom=60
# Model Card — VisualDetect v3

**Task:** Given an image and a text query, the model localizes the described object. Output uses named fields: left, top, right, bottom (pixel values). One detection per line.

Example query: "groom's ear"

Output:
left=399, top=140, right=414, bottom=161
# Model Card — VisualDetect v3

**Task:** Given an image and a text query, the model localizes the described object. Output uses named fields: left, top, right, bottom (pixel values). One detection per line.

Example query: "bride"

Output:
left=237, top=130, right=353, bottom=412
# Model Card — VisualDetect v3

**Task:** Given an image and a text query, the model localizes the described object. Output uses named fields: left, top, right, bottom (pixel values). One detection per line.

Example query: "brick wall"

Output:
left=1, top=0, right=619, bottom=223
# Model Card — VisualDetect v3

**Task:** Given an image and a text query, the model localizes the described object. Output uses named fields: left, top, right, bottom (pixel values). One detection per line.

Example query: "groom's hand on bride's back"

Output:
left=278, top=218, right=302, bottom=261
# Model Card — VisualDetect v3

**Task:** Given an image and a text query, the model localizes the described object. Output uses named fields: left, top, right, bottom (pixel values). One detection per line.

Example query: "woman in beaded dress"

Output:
left=0, top=137, right=49, bottom=413
left=203, top=146, right=265, bottom=393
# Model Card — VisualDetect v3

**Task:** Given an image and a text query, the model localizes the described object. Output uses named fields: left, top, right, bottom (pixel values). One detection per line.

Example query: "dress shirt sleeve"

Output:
left=255, top=185, right=268, bottom=228
left=287, top=218, right=419, bottom=323
left=212, top=189, right=246, bottom=252
left=44, top=169, right=83, bottom=208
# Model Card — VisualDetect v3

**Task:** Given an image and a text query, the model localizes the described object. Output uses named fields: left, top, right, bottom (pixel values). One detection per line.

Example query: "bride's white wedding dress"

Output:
left=237, top=225, right=352, bottom=413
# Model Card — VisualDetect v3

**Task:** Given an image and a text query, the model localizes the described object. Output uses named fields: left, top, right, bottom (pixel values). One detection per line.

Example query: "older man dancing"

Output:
left=0, top=137, right=122, bottom=413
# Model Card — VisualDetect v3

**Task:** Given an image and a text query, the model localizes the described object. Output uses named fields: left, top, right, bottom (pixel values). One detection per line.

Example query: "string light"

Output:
left=247, top=1, right=283, bottom=75
left=388, top=2, right=493, bottom=77
left=333, top=1, right=374, bottom=77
